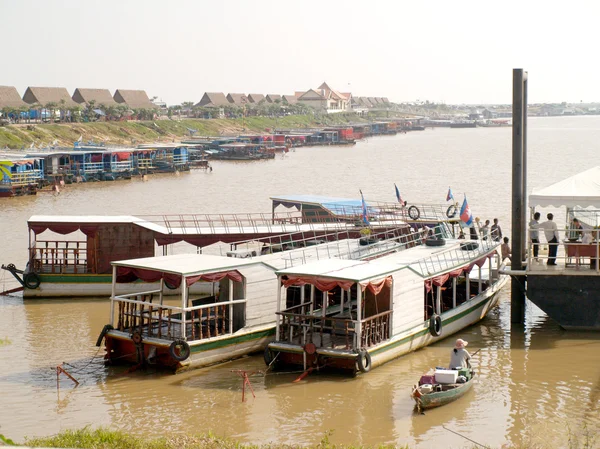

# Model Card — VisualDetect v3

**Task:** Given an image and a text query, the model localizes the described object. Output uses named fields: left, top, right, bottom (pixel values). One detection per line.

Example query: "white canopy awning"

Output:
left=529, top=166, right=600, bottom=208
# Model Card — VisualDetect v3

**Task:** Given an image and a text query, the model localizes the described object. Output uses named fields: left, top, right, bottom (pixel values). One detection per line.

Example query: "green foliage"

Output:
left=22, top=428, right=409, bottom=449
left=0, top=433, right=15, bottom=445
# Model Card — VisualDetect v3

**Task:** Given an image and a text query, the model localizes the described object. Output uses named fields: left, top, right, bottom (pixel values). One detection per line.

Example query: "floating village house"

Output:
left=0, top=86, right=27, bottom=113
left=247, top=94, right=266, bottom=104
left=226, top=93, right=248, bottom=105
left=113, top=89, right=157, bottom=109
left=72, top=88, right=117, bottom=107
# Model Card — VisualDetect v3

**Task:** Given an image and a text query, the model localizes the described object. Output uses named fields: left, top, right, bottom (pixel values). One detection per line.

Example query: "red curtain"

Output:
left=282, top=275, right=355, bottom=292
left=116, top=152, right=131, bottom=161
left=360, top=276, right=392, bottom=295
left=29, top=223, right=98, bottom=237
left=116, top=266, right=243, bottom=288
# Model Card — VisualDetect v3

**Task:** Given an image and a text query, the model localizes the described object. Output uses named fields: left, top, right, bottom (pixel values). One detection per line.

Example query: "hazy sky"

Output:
left=1, top=0, right=598, bottom=105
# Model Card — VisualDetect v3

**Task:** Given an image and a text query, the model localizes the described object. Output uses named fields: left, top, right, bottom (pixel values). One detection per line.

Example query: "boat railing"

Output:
left=360, top=310, right=392, bottom=348
left=412, top=237, right=499, bottom=277
left=525, top=224, right=600, bottom=272
left=108, top=161, right=133, bottom=172
left=111, top=292, right=247, bottom=341
left=1, top=169, right=44, bottom=186
left=80, top=162, right=104, bottom=173
left=277, top=311, right=357, bottom=350
left=30, top=240, right=88, bottom=274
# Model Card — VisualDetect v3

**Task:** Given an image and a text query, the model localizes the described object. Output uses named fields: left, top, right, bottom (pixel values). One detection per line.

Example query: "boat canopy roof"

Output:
left=271, top=194, right=364, bottom=214
left=277, top=259, right=398, bottom=282
left=529, top=166, right=600, bottom=208
left=112, top=253, right=259, bottom=276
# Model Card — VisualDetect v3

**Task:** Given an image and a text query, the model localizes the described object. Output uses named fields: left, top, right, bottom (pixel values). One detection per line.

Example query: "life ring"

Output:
left=164, top=280, right=177, bottom=290
left=96, top=324, right=114, bottom=347
left=356, top=350, right=372, bottom=373
left=169, top=339, right=190, bottom=361
left=446, top=205, right=457, bottom=218
left=24, top=272, right=41, bottom=289
left=425, top=237, right=446, bottom=247
left=429, top=314, right=442, bottom=337
left=408, top=205, right=420, bottom=220
left=131, top=331, right=143, bottom=345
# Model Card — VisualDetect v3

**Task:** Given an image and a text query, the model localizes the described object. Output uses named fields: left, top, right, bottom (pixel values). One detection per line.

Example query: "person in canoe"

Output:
left=449, top=338, right=471, bottom=369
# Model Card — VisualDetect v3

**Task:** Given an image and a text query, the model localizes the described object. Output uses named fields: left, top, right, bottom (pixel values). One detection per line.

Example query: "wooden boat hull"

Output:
left=104, top=325, right=275, bottom=372
left=23, top=274, right=214, bottom=298
left=412, top=374, right=475, bottom=411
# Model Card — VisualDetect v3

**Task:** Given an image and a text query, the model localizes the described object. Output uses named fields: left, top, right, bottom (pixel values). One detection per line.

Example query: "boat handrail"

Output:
left=412, top=238, right=499, bottom=276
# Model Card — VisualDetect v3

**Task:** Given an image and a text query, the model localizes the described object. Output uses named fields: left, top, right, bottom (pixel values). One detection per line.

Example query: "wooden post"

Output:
left=229, top=279, right=233, bottom=334
left=511, top=68, right=527, bottom=324
left=452, top=277, right=457, bottom=308
left=110, top=265, right=116, bottom=326
left=356, top=284, right=362, bottom=349
left=275, top=277, right=281, bottom=341
left=181, top=277, right=187, bottom=340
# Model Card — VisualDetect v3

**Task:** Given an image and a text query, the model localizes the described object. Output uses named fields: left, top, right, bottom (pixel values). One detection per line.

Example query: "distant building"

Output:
left=282, top=95, right=298, bottom=104
left=113, top=89, right=157, bottom=109
left=226, top=93, right=248, bottom=105
left=72, top=88, right=117, bottom=106
left=23, top=87, right=77, bottom=107
left=0, top=86, right=27, bottom=109
left=247, top=94, right=266, bottom=104
left=266, top=94, right=282, bottom=103
left=296, top=82, right=350, bottom=113
left=195, top=92, right=230, bottom=108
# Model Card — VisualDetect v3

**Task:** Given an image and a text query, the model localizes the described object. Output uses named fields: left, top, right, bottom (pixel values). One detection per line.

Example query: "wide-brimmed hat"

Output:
left=455, top=339, right=468, bottom=349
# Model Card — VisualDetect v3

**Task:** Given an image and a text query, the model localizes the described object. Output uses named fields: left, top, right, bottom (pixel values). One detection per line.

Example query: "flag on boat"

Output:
left=360, top=190, right=370, bottom=225
left=394, top=183, right=404, bottom=204
left=77, top=135, right=83, bottom=142
left=460, top=195, right=473, bottom=226
left=446, top=187, right=454, bottom=202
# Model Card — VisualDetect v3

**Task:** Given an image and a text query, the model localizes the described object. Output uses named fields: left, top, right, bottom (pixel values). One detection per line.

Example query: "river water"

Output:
left=1, top=116, right=600, bottom=448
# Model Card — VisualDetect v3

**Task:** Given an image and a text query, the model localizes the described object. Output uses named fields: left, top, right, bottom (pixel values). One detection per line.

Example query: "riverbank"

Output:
left=0, top=113, right=389, bottom=149
left=15, top=428, right=407, bottom=449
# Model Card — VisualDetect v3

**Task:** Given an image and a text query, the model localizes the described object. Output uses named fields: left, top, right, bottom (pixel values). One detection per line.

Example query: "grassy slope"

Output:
left=20, top=428, right=406, bottom=449
left=0, top=113, right=381, bottom=149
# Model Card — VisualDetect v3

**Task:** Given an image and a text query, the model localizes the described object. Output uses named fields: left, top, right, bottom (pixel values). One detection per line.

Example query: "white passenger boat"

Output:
left=265, top=237, right=508, bottom=374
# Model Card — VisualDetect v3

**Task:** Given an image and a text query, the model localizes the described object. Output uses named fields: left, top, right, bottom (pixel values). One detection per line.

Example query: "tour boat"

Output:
left=98, top=226, right=425, bottom=372
left=264, top=237, right=508, bottom=375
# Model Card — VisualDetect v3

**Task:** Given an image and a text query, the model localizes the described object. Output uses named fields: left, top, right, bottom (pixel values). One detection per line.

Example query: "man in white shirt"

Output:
left=540, top=213, right=560, bottom=265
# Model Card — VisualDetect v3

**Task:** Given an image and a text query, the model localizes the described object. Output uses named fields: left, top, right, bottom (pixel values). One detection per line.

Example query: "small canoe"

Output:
left=411, top=369, right=475, bottom=412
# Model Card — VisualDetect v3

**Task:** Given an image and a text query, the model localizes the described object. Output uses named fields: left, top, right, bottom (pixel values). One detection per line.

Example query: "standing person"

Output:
left=480, top=219, right=490, bottom=240
left=490, top=218, right=502, bottom=242
left=449, top=339, right=471, bottom=369
left=501, top=237, right=512, bottom=261
left=529, top=212, right=541, bottom=261
left=542, top=213, right=560, bottom=265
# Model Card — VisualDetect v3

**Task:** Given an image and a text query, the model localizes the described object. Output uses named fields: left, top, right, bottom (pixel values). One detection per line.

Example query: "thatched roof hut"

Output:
left=195, top=92, right=230, bottom=107
left=226, top=93, right=248, bottom=105
left=0, top=86, right=27, bottom=109
left=22, top=87, right=77, bottom=107
left=247, top=94, right=265, bottom=104
left=72, top=88, right=117, bottom=106
left=113, top=89, right=157, bottom=109
left=266, top=94, right=282, bottom=103
left=282, top=95, right=298, bottom=104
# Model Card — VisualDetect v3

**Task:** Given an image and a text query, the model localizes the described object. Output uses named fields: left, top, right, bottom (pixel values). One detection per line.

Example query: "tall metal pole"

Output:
left=511, top=68, right=527, bottom=324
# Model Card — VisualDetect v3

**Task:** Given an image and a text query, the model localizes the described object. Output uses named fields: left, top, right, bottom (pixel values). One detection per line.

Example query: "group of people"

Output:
left=478, top=218, right=503, bottom=242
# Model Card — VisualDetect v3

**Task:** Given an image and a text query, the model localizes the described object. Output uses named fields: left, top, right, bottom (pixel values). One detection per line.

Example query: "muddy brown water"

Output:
left=1, top=117, right=600, bottom=448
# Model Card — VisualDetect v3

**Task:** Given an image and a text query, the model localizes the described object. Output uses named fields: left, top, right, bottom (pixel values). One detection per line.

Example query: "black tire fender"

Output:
left=131, top=331, right=143, bottom=345
left=408, top=205, right=420, bottom=220
left=356, top=350, right=372, bottom=373
left=263, top=345, right=279, bottom=368
left=96, top=324, right=114, bottom=347
left=169, top=339, right=190, bottom=362
left=429, top=314, right=442, bottom=337
left=24, top=272, right=41, bottom=289
left=446, top=205, right=457, bottom=218
left=425, top=237, right=446, bottom=247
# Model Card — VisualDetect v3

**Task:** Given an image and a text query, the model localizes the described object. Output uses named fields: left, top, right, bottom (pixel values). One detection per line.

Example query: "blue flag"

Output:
left=394, top=183, right=404, bottom=204
left=460, top=195, right=473, bottom=226
left=360, top=190, right=370, bottom=225
left=446, top=187, right=454, bottom=202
